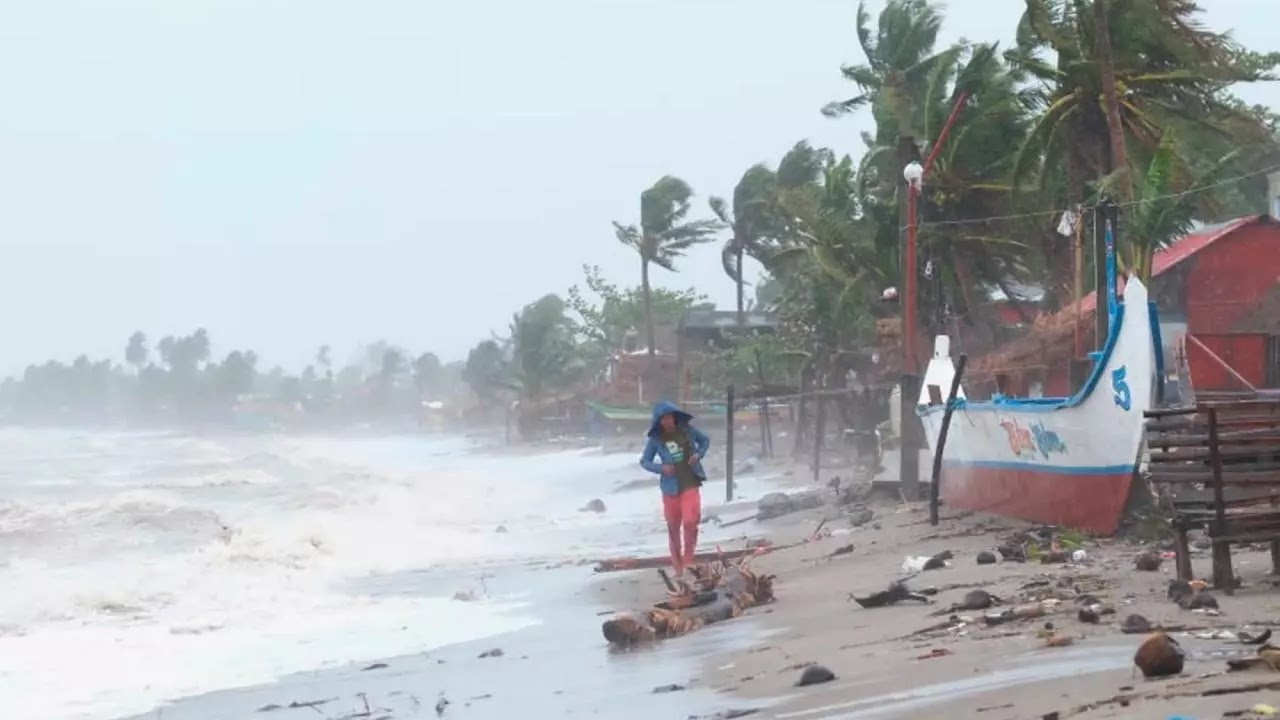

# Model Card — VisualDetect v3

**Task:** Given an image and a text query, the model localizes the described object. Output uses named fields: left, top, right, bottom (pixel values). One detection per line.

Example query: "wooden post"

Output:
left=753, top=348, right=773, bottom=458
left=1207, top=407, right=1235, bottom=593
left=929, top=355, right=968, bottom=526
left=899, top=373, right=923, bottom=500
left=812, top=379, right=825, bottom=487
left=1094, top=206, right=1110, bottom=350
left=725, top=385, right=735, bottom=503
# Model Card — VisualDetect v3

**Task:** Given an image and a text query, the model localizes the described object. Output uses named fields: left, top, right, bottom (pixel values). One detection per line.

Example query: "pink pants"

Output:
left=662, top=488, right=701, bottom=572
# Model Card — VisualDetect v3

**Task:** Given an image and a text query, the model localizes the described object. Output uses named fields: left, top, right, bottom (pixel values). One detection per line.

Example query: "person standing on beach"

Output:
left=639, top=401, right=711, bottom=578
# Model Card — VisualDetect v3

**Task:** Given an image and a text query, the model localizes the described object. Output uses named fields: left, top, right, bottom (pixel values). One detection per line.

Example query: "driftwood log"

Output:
left=601, top=563, right=776, bottom=648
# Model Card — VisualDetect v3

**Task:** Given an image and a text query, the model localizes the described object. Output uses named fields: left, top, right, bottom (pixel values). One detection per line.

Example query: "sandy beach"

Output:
left=680, top=495, right=1280, bottom=720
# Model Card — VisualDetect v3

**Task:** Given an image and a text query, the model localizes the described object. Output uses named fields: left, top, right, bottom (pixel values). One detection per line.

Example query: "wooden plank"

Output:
left=1208, top=408, right=1235, bottom=594
left=1150, top=468, right=1280, bottom=485
left=1147, top=414, right=1280, bottom=432
left=1149, top=446, right=1280, bottom=463
left=1147, top=426, right=1280, bottom=448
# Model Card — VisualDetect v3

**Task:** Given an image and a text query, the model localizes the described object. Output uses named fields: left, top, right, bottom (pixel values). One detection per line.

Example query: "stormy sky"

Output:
left=0, top=0, right=1275, bottom=373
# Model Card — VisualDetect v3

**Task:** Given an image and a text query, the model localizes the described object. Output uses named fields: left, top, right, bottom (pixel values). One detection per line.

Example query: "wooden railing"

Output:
left=1145, top=399, right=1280, bottom=593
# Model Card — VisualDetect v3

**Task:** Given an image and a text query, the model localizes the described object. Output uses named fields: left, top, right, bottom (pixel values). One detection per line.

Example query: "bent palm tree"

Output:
left=615, top=176, right=721, bottom=368
left=710, top=164, right=776, bottom=326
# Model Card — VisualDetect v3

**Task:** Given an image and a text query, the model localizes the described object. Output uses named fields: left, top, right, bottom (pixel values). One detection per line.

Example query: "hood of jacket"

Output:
left=647, top=400, right=694, bottom=438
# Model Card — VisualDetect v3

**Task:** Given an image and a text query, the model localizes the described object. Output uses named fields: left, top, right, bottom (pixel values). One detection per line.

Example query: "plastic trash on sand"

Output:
left=1071, top=549, right=1087, bottom=562
left=902, top=556, right=932, bottom=572
left=1253, top=704, right=1278, bottom=716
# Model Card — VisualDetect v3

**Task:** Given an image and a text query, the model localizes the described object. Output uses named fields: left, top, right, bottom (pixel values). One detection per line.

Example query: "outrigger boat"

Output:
left=916, top=221, right=1162, bottom=534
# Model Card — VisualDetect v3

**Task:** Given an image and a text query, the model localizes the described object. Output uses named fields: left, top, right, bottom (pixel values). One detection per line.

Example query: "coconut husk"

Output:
left=1134, top=632, right=1185, bottom=678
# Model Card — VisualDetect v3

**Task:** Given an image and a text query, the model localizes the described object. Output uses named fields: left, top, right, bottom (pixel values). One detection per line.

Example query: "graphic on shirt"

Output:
left=664, top=440, right=685, bottom=463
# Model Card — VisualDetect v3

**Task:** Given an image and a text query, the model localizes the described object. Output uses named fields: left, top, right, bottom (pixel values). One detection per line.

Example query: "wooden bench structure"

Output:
left=1145, top=399, right=1280, bottom=594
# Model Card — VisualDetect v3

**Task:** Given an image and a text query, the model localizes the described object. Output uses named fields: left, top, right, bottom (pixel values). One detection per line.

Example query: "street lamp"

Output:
left=903, top=161, right=924, bottom=189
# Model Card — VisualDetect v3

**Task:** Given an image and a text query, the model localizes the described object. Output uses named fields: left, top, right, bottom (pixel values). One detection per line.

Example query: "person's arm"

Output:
left=639, top=437, right=664, bottom=474
left=690, top=425, right=711, bottom=460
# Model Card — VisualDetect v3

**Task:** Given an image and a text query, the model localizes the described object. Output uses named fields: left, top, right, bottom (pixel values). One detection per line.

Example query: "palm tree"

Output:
left=614, top=176, right=720, bottom=367
left=709, top=164, right=776, bottom=326
left=1111, top=128, right=1243, bottom=281
left=125, top=332, right=148, bottom=374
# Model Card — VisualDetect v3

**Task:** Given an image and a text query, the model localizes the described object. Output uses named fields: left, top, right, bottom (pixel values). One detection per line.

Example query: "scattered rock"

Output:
left=848, top=507, right=875, bottom=527
left=757, top=492, right=794, bottom=520
left=452, top=590, right=478, bottom=602
left=361, top=662, right=388, bottom=671
left=1121, top=614, right=1152, bottom=634
left=495, top=525, right=508, bottom=534
left=580, top=499, right=607, bottom=513
left=796, top=664, right=836, bottom=687
left=1134, top=551, right=1163, bottom=571
left=435, top=695, right=450, bottom=717
left=976, top=551, right=997, bottom=565
left=478, top=648, right=504, bottom=659
left=652, top=683, right=686, bottom=694
left=1134, top=632, right=1185, bottom=678
left=1040, top=550, right=1069, bottom=564
left=1078, top=607, right=1100, bottom=624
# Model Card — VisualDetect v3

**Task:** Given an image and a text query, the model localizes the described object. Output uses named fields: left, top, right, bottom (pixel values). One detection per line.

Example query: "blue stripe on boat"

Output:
left=943, top=459, right=1135, bottom=475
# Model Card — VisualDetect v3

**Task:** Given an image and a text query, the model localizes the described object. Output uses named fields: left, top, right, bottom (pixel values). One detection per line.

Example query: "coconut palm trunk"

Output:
left=1094, top=0, right=1130, bottom=198
left=641, top=256, right=656, bottom=366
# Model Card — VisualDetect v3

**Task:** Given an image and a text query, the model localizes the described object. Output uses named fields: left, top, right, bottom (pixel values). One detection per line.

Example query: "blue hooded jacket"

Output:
left=640, top=400, right=711, bottom=497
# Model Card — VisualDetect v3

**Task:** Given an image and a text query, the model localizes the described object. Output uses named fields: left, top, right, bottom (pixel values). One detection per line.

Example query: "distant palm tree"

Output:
left=710, top=165, right=776, bottom=326
left=125, top=331, right=148, bottom=374
left=614, top=176, right=721, bottom=366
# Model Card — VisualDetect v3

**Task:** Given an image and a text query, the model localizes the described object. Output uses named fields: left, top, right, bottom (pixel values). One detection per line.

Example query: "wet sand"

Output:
left=683, top=498, right=1280, bottom=720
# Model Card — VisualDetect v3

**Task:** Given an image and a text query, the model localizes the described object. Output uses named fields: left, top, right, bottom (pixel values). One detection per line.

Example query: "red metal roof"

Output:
left=972, top=215, right=1268, bottom=372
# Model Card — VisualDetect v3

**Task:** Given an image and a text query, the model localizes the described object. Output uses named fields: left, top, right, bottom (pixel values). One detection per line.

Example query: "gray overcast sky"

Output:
left=0, top=0, right=1274, bottom=374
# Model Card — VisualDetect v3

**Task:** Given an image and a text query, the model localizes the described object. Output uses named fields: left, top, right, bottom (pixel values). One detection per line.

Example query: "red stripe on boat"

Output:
left=941, top=464, right=1133, bottom=535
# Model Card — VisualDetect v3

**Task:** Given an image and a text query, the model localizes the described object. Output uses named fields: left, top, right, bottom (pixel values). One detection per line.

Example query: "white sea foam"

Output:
left=0, top=429, right=650, bottom=720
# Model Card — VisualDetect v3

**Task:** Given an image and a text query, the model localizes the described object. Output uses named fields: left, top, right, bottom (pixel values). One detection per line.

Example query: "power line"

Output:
left=897, top=159, right=1280, bottom=230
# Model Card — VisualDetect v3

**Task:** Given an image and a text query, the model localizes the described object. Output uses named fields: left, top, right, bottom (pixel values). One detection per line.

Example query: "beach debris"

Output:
left=257, top=698, right=338, bottom=713
left=851, top=580, right=932, bottom=609
left=796, top=664, right=836, bottom=687
left=998, top=543, right=1028, bottom=562
left=1169, top=579, right=1219, bottom=611
left=976, top=551, right=997, bottom=565
left=593, top=542, right=780, bottom=573
left=848, top=507, right=876, bottom=527
left=652, top=683, right=686, bottom=693
left=1078, top=607, right=1100, bottom=624
left=828, top=544, right=855, bottom=558
left=1040, top=550, right=1069, bottom=564
left=361, top=662, right=389, bottom=671
left=580, top=498, right=607, bottom=513
left=1121, top=614, right=1153, bottom=634
left=494, top=524, right=508, bottom=533
left=983, top=602, right=1047, bottom=626
left=435, top=694, right=450, bottom=717
left=1037, top=622, right=1074, bottom=647
left=601, top=563, right=776, bottom=648
left=1134, top=632, right=1185, bottom=678
left=1253, top=704, right=1279, bottom=716
left=902, top=550, right=953, bottom=572
left=1071, top=549, right=1087, bottom=563
left=931, top=589, right=1000, bottom=616
left=757, top=490, right=825, bottom=520
left=1227, top=644, right=1280, bottom=672
left=452, top=590, right=479, bottom=602
left=688, top=709, right=761, bottom=720
left=916, top=648, right=953, bottom=660
left=477, top=647, right=504, bottom=658
left=1241, top=629, right=1274, bottom=645
left=1134, top=550, right=1162, bottom=571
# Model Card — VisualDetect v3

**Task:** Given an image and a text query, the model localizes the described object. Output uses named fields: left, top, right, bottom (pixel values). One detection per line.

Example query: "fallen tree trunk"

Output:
left=593, top=541, right=783, bottom=573
left=601, top=564, right=776, bottom=648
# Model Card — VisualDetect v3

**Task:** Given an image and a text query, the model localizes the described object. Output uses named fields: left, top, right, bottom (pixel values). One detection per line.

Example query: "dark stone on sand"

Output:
left=848, top=507, right=875, bottom=527
left=923, top=550, right=954, bottom=570
left=495, top=525, right=508, bottom=534
left=959, top=589, right=995, bottom=611
left=1040, top=550, right=1069, bottom=564
left=581, top=499, right=607, bottom=513
left=796, top=664, right=836, bottom=687
left=1134, top=551, right=1162, bottom=571
left=1078, top=607, right=1100, bottom=624
left=757, top=492, right=793, bottom=520
left=652, top=683, right=686, bottom=694
left=1121, top=614, right=1152, bottom=634
left=478, top=648, right=504, bottom=659
left=829, top=544, right=855, bottom=557
left=361, top=662, right=389, bottom=671
left=976, top=551, right=997, bottom=565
